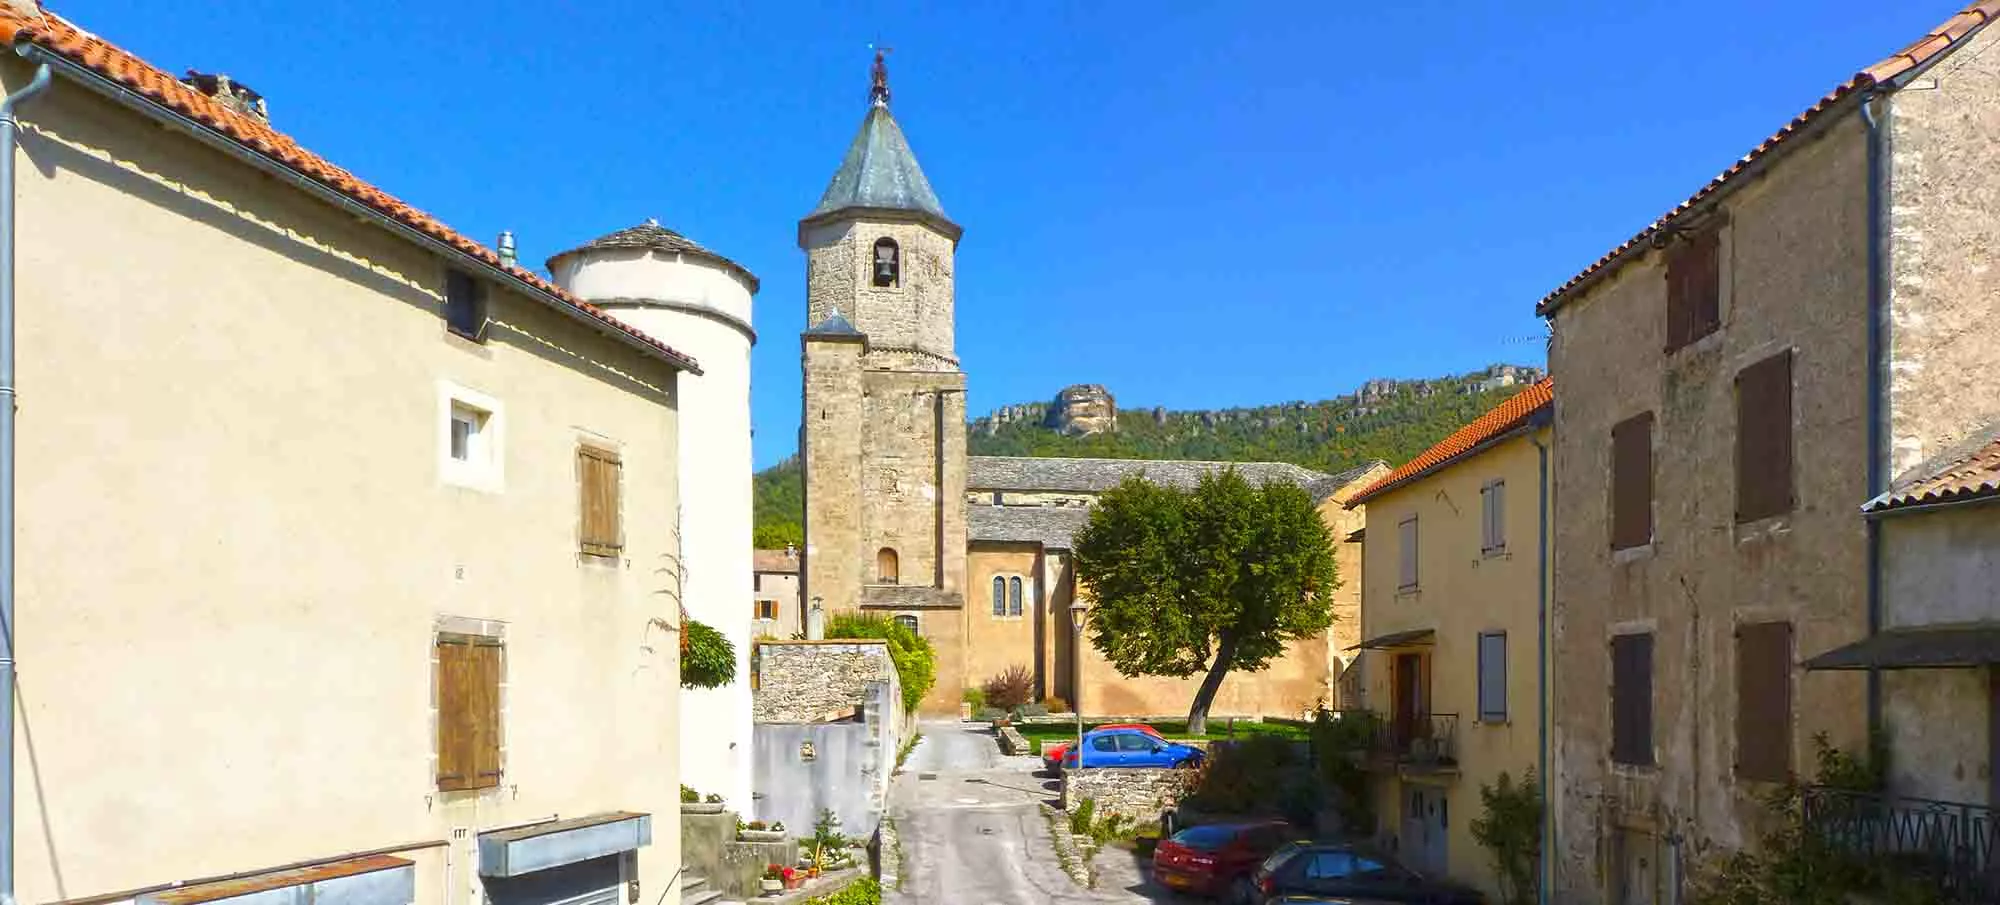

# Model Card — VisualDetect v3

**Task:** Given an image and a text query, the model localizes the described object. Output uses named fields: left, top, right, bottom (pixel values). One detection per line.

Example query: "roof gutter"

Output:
left=0, top=54, right=52, bottom=905
left=12, top=43, right=700, bottom=375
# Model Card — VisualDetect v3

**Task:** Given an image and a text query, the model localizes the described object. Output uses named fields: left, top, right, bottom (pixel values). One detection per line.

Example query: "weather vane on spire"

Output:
left=868, top=41, right=893, bottom=108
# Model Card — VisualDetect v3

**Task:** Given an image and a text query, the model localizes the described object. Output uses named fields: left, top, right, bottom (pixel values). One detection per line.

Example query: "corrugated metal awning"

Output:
left=1804, top=624, right=2000, bottom=670
left=1346, top=628, right=1436, bottom=651
left=137, top=856, right=413, bottom=905
left=479, top=812, right=651, bottom=878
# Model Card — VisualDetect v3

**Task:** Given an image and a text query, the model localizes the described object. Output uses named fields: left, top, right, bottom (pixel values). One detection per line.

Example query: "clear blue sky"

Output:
left=60, top=0, right=1951, bottom=468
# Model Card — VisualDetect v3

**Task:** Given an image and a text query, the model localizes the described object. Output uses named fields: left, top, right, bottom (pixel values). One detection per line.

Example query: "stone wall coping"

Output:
left=756, top=639, right=889, bottom=648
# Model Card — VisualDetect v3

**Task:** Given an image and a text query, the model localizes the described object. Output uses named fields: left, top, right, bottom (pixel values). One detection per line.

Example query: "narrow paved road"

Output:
left=885, top=720, right=1193, bottom=904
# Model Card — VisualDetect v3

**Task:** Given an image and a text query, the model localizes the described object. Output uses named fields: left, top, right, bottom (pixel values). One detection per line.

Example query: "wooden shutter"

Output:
left=1398, top=517, right=1419, bottom=589
left=1665, top=227, right=1721, bottom=352
left=1611, top=414, right=1654, bottom=550
left=579, top=446, right=623, bottom=557
left=1478, top=632, right=1508, bottom=722
left=1611, top=633, right=1654, bottom=766
left=1482, top=481, right=1506, bottom=552
left=1736, top=352, right=1794, bottom=523
left=1735, top=621, right=1793, bottom=782
left=437, top=634, right=502, bottom=791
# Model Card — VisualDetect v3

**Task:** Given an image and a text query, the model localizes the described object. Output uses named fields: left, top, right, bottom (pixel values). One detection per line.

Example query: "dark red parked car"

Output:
left=1151, top=820, right=1300, bottom=900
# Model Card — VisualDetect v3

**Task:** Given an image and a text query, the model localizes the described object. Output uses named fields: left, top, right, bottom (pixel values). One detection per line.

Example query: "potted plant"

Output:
left=759, top=864, right=783, bottom=896
left=680, top=786, right=725, bottom=815
left=781, top=866, right=800, bottom=890
left=737, top=819, right=786, bottom=843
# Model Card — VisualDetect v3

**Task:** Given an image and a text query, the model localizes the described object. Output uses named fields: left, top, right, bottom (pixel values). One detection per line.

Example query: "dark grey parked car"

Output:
left=1241, top=842, right=1485, bottom=905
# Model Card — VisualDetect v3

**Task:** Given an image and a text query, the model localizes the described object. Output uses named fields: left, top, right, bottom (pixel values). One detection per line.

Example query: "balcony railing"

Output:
left=1802, top=787, right=2000, bottom=903
left=1328, top=710, right=1458, bottom=770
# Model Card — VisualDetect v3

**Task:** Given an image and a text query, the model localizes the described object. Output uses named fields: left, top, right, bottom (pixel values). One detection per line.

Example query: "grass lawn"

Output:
left=1013, top=718, right=1308, bottom=755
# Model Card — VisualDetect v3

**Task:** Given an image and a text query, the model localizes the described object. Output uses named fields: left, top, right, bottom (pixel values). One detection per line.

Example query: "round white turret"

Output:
left=548, top=220, right=758, bottom=811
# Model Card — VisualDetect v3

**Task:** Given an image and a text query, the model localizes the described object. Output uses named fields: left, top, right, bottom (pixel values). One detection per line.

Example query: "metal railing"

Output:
left=1327, top=710, right=1458, bottom=769
left=1802, top=786, right=2000, bottom=903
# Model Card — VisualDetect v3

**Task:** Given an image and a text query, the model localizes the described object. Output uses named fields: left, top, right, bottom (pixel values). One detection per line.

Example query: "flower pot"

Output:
left=738, top=829, right=786, bottom=843
left=680, top=802, right=726, bottom=815
left=759, top=878, right=782, bottom=895
left=805, top=867, right=821, bottom=880
left=785, top=875, right=803, bottom=890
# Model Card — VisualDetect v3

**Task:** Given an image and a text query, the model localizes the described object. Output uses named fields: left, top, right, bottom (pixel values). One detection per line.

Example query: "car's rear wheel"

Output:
left=1227, top=876, right=1257, bottom=905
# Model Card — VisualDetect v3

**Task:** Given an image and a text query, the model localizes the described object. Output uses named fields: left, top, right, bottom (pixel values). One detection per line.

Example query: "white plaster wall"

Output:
left=1881, top=505, right=2000, bottom=629
left=554, top=251, right=757, bottom=811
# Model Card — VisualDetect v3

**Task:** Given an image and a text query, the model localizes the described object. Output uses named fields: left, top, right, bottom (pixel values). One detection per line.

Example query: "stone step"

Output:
left=681, top=876, right=725, bottom=905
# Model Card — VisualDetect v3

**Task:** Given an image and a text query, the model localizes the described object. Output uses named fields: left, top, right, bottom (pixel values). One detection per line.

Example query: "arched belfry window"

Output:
left=876, top=547, right=900, bottom=584
left=992, top=577, right=1006, bottom=616
left=872, top=237, right=900, bottom=287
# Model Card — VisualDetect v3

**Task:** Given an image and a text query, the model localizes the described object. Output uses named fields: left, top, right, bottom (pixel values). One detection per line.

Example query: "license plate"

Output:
left=1161, top=874, right=1190, bottom=889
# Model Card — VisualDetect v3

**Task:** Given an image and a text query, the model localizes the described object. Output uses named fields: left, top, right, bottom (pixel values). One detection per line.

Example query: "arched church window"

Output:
left=894, top=614, right=919, bottom=635
left=1009, top=576, right=1024, bottom=617
left=872, top=237, right=900, bottom=287
left=876, top=548, right=899, bottom=584
left=992, top=576, right=1006, bottom=616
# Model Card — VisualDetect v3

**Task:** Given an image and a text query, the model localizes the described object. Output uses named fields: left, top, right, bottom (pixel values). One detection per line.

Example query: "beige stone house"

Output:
left=752, top=547, right=802, bottom=637
left=1343, top=380, right=1551, bottom=898
left=795, top=53, right=1384, bottom=718
left=1539, top=3, right=2000, bottom=901
left=963, top=455, right=1384, bottom=719
left=2, top=6, right=689, bottom=905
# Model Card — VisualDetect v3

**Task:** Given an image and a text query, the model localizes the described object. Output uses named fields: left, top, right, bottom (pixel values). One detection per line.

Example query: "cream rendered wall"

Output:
left=551, top=246, right=758, bottom=813
left=1357, top=432, right=1548, bottom=900
left=6, top=61, right=681, bottom=904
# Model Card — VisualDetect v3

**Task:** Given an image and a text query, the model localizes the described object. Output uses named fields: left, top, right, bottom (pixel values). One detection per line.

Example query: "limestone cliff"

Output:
left=1045, top=384, right=1117, bottom=436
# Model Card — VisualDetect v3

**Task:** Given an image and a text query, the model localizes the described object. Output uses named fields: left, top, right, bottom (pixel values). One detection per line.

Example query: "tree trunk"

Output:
left=1186, top=634, right=1241, bottom=736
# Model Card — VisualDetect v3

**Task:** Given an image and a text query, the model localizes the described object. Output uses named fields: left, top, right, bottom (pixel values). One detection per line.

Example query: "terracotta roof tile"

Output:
left=1864, top=436, right=2000, bottom=513
left=1345, top=379, right=1553, bottom=508
left=752, top=549, right=800, bottom=573
left=1, top=6, right=700, bottom=373
left=1536, top=1, right=2000, bottom=317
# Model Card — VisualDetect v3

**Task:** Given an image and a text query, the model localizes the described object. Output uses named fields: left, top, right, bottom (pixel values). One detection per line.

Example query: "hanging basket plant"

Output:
left=681, top=616, right=737, bottom=689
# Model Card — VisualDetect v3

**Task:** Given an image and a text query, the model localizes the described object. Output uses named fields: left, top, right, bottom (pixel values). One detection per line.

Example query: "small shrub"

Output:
left=680, top=785, right=699, bottom=804
left=1070, top=798, right=1097, bottom=836
left=962, top=687, right=987, bottom=711
left=1183, top=734, right=1303, bottom=815
left=681, top=618, right=736, bottom=689
left=704, top=793, right=724, bottom=804
left=1018, top=702, right=1049, bottom=718
left=1041, top=696, right=1069, bottom=713
left=1470, top=768, right=1542, bottom=905
left=983, top=665, right=1035, bottom=711
left=828, top=614, right=936, bottom=713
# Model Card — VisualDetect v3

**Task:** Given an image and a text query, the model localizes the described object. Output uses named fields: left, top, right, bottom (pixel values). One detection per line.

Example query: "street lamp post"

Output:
left=1070, top=600, right=1088, bottom=764
left=808, top=595, right=824, bottom=640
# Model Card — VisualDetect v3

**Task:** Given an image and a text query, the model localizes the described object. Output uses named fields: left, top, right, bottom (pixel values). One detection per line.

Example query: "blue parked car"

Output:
left=1061, top=728, right=1204, bottom=769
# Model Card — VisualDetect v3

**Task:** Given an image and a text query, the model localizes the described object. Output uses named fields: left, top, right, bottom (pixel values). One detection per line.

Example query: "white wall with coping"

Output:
left=554, top=245, right=757, bottom=811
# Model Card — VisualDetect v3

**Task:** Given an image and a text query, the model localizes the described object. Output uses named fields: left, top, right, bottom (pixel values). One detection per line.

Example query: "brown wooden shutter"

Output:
left=437, top=633, right=502, bottom=792
left=579, top=446, right=623, bottom=557
left=1665, top=228, right=1721, bottom=352
left=1611, top=633, right=1654, bottom=766
left=1735, top=621, right=1793, bottom=782
left=470, top=638, right=503, bottom=786
left=1736, top=352, right=1794, bottom=523
left=1611, top=414, right=1654, bottom=550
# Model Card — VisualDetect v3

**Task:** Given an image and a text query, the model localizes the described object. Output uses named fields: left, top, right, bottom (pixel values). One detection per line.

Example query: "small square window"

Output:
left=439, top=383, right=503, bottom=492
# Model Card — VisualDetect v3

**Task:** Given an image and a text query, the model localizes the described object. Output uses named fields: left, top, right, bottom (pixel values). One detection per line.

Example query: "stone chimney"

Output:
left=180, top=70, right=268, bottom=121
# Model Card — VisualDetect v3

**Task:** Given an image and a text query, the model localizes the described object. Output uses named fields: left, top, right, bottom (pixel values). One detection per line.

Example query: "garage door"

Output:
left=483, top=854, right=621, bottom=905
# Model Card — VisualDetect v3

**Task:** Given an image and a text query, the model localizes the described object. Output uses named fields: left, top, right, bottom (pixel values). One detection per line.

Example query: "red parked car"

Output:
left=1040, top=723, right=1162, bottom=771
left=1151, top=820, right=1301, bottom=901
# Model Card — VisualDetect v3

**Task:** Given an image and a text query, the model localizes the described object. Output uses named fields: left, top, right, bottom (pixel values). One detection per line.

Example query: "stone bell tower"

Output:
left=799, top=50, right=967, bottom=687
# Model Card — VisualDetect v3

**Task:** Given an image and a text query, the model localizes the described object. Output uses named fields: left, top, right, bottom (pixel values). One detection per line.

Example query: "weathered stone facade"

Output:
left=1061, top=767, right=1191, bottom=826
left=751, top=640, right=897, bottom=723
left=1543, top=15, right=2000, bottom=902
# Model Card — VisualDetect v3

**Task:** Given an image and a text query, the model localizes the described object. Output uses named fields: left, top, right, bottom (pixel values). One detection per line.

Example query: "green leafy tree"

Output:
left=1072, top=469, right=1337, bottom=734
left=1470, top=768, right=1542, bottom=905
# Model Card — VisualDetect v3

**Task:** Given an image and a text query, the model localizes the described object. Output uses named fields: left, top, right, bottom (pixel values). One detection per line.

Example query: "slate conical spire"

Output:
left=804, top=48, right=956, bottom=236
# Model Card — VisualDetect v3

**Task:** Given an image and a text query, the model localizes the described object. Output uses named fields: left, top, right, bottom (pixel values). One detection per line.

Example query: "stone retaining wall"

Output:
left=1061, top=767, right=1192, bottom=826
left=753, top=640, right=895, bottom=723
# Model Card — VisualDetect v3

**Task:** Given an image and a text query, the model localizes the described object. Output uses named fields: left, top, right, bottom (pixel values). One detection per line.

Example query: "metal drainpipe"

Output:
left=1861, top=93, right=1888, bottom=736
left=0, top=57, right=52, bottom=905
left=1531, top=429, right=1552, bottom=905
